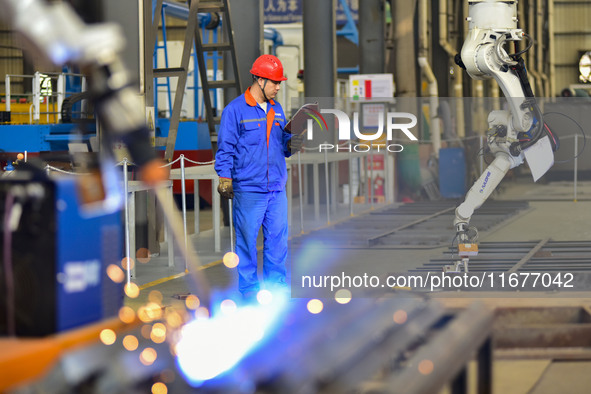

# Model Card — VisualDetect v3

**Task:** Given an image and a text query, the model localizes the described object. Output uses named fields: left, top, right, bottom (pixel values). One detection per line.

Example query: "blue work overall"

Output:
left=215, top=87, right=294, bottom=295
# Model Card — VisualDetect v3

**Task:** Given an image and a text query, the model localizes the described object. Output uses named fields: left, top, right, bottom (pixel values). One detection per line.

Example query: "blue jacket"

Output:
left=215, top=87, right=293, bottom=192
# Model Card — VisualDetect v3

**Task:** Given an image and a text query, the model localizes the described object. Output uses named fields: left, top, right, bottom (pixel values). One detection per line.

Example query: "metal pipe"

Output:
left=224, top=0, right=262, bottom=95
left=388, top=0, right=417, bottom=98
left=330, top=161, right=337, bottom=214
left=439, top=0, right=465, bottom=136
left=369, top=148, right=374, bottom=208
left=128, top=185, right=136, bottom=279
left=548, top=0, right=555, bottom=96
left=194, top=180, right=199, bottom=233
left=264, top=27, right=284, bottom=46
left=324, top=147, right=330, bottom=224
left=438, top=0, right=455, bottom=56
left=57, top=73, right=64, bottom=122
left=298, top=152, right=304, bottom=233
left=537, top=0, right=549, bottom=97
left=418, top=0, right=428, bottom=56
left=303, top=0, right=336, bottom=98
left=418, top=58, right=442, bottom=154
left=418, top=0, right=441, bottom=156
left=123, top=159, right=131, bottom=285
left=337, top=0, right=358, bottom=43
left=363, top=155, right=368, bottom=204
left=153, top=186, right=211, bottom=307
left=33, top=72, right=40, bottom=122
left=348, top=143, right=353, bottom=215
left=359, top=0, right=385, bottom=74
left=213, top=177, right=221, bottom=252
left=180, top=154, right=188, bottom=271
left=524, top=0, right=541, bottom=96
left=574, top=134, right=578, bottom=202
left=81, top=76, right=87, bottom=116
left=287, top=164, right=292, bottom=228
left=264, top=27, right=284, bottom=55
left=531, top=1, right=544, bottom=96
left=5, top=75, right=10, bottom=112
left=313, top=163, right=320, bottom=221
left=229, top=199, right=234, bottom=253
left=164, top=182, right=174, bottom=267
left=384, top=148, right=390, bottom=202
left=161, top=0, right=215, bottom=28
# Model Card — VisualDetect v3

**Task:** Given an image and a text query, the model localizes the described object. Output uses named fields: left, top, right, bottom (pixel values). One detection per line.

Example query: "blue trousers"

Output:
left=233, top=189, right=288, bottom=294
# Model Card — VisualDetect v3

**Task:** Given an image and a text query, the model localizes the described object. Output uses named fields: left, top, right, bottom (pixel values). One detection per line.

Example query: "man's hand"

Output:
left=288, top=134, right=304, bottom=153
left=217, top=177, right=234, bottom=199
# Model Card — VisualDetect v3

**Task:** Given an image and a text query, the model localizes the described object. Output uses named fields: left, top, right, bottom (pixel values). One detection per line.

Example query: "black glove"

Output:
left=217, top=177, right=234, bottom=199
left=288, top=134, right=304, bottom=153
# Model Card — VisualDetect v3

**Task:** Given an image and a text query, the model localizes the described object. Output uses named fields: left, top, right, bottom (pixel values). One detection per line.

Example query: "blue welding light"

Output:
left=175, top=290, right=288, bottom=386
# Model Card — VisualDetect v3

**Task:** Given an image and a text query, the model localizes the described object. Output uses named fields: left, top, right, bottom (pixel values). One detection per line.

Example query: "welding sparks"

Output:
left=175, top=291, right=288, bottom=386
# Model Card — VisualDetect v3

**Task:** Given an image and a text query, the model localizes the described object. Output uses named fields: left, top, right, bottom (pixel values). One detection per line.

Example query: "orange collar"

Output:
left=245, top=86, right=275, bottom=107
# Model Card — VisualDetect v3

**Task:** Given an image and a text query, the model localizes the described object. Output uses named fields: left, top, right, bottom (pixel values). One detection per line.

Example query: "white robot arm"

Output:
left=0, top=0, right=212, bottom=305
left=450, top=0, right=557, bottom=270
left=0, top=0, right=164, bottom=179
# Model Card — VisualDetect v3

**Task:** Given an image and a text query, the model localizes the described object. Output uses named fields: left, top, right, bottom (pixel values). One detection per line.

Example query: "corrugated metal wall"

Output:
left=553, top=0, right=591, bottom=94
left=0, top=23, right=25, bottom=96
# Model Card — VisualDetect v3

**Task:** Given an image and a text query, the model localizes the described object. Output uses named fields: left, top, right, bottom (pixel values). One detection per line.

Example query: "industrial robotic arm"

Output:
left=0, top=0, right=212, bottom=303
left=450, top=0, right=557, bottom=271
left=0, top=0, right=167, bottom=184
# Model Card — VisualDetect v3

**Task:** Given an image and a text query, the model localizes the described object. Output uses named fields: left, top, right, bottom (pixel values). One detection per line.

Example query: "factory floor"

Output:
left=126, top=177, right=591, bottom=394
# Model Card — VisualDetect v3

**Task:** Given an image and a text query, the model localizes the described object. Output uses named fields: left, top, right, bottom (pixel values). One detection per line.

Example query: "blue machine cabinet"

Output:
left=439, top=147, right=467, bottom=199
left=0, top=175, right=123, bottom=336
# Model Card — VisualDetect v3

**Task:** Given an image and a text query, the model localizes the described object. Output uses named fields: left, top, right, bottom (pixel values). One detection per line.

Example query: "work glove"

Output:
left=288, top=134, right=304, bottom=153
left=217, top=177, right=234, bottom=199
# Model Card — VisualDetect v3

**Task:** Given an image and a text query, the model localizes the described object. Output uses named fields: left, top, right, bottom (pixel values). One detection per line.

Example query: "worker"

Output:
left=215, top=54, right=303, bottom=298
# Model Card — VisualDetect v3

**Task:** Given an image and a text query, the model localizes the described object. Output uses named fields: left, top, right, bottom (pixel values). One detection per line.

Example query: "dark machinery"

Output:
left=0, top=166, right=123, bottom=337
left=3, top=288, right=492, bottom=394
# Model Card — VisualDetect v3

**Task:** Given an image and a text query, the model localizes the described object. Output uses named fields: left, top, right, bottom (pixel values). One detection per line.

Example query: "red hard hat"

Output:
left=250, top=54, right=288, bottom=81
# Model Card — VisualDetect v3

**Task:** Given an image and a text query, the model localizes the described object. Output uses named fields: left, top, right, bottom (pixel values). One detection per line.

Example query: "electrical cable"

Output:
left=521, top=100, right=545, bottom=149
left=543, top=111, right=587, bottom=163
left=509, top=32, right=533, bottom=59
left=544, top=123, right=559, bottom=150
left=475, top=145, right=493, bottom=166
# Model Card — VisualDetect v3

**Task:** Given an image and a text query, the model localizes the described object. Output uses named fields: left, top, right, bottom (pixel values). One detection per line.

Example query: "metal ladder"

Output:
left=153, top=4, right=173, bottom=118
left=148, top=0, right=241, bottom=162
left=192, top=0, right=241, bottom=142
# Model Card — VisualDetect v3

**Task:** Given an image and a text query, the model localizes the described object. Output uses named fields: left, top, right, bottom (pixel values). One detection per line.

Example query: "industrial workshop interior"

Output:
left=2, top=0, right=591, bottom=392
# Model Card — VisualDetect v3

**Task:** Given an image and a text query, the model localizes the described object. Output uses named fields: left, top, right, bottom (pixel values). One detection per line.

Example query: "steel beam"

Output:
left=359, top=0, right=385, bottom=74
left=303, top=0, right=336, bottom=98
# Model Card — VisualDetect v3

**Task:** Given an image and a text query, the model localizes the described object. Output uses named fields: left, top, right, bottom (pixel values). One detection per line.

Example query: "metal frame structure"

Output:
left=153, top=2, right=224, bottom=121
left=192, top=0, right=241, bottom=141
left=144, top=0, right=241, bottom=162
